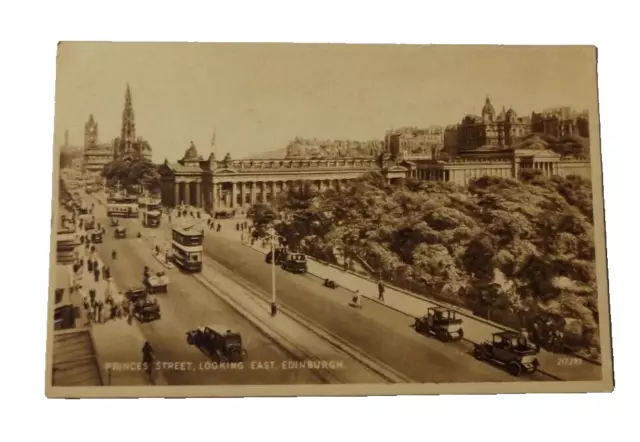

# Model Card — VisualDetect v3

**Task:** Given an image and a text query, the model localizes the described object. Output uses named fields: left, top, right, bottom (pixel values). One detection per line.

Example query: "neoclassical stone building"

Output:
left=158, top=142, right=406, bottom=210
left=158, top=136, right=591, bottom=211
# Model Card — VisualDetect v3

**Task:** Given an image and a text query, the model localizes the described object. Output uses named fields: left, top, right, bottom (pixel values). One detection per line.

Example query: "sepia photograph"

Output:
left=46, top=43, right=612, bottom=397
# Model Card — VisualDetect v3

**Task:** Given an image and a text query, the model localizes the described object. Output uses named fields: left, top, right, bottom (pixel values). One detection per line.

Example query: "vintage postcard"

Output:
left=46, top=43, right=613, bottom=398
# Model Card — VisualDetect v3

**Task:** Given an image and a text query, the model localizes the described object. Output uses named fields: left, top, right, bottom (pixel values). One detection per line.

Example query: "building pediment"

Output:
left=515, top=148, right=561, bottom=159
left=384, top=165, right=409, bottom=173
left=213, top=168, right=237, bottom=175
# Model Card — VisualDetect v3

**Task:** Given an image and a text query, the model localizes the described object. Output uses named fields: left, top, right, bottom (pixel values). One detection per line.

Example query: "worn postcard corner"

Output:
left=46, top=43, right=613, bottom=398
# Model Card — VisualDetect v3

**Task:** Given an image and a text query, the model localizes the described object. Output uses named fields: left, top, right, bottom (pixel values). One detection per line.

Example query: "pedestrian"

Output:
left=111, top=302, right=117, bottom=320
left=216, top=223, right=221, bottom=232
left=104, top=266, right=110, bottom=280
left=94, top=268, right=100, bottom=282
left=83, top=297, right=90, bottom=312
left=89, top=289, right=96, bottom=305
left=352, top=290, right=362, bottom=309
left=377, top=279, right=385, bottom=302
left=127, top=304, right=134, bottom=325
left=97, top=301, right=104, bottom=323
left=92, top=302, right=98, bottom=323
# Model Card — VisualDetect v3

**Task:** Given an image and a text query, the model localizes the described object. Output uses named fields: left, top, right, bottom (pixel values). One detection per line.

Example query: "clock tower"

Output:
left=84, top=114, right=98, bottom=150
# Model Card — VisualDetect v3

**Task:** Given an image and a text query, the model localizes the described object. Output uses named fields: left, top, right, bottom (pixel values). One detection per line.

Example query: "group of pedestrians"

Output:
left=206, top=218, right=222, bottom=232
left=70, top=209, right=140, bottom=328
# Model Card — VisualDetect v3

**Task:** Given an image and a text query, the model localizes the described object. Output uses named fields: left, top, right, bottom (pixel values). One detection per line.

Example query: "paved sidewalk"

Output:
left=243, top=241, right=603, bottom=381
left=73, top=237, right=167, bottom=385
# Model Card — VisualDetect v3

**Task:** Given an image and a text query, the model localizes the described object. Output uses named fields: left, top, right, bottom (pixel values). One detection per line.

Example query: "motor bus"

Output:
left=107, top=202, right=139, bottom=218
left=143, top=210, right=162, bottom=228
left=171, top=225, right=204, bottom=272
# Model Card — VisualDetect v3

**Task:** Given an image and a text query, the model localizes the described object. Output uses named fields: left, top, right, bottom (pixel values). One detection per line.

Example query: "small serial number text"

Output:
left=557, top=357, right=582, bottom=366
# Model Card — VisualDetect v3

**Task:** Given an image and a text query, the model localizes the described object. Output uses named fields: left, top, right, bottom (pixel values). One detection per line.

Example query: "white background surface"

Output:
left=0, top=1, right=635, bottom=440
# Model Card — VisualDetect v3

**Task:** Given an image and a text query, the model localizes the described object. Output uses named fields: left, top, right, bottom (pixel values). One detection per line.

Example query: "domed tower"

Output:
left=481, top=96, right=496, bottom=122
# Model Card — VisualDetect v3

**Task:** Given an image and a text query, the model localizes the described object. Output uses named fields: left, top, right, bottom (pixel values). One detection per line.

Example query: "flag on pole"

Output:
left=211, top=129, right=217, bottom=157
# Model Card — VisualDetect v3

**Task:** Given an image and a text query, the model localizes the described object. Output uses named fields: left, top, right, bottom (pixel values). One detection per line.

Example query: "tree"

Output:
left=266, top=168, right=599, bottom=357
left=247, top=203, right=277, bottom=238
left=102, top=158, right=161, bottom=193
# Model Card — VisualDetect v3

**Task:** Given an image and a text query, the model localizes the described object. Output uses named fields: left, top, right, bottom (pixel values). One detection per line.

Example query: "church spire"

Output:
left=120, top=83, right=136, bottom=157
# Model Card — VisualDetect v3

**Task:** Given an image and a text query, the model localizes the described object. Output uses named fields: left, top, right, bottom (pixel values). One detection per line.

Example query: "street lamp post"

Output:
left=267, top=227, right=284, bottom=317
left=142, top=188, right=148, bottom=227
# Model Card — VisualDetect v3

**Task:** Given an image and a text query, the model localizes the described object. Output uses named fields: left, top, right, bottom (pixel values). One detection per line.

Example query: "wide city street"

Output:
left=199, top=221, right=553, bottom=383
left=84, top=194, right=325, bottom=385
left=83, top=190, right=554, bottom=384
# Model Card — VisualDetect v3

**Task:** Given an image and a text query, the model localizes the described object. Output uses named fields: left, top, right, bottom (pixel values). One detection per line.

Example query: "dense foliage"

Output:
left=102, top=158, right=161, bottom=193
left=251, top=171, right=600, bottom=358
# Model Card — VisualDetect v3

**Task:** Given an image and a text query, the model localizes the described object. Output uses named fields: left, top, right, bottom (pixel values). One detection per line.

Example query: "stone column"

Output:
left=173, top=183, right=180, bottom=207
left=185, top=181, right=191, bottom=206
left=239, top=182, right=246, bottom=208
left=195, top=182, right=201, bottom=207
left=214, top=183, right=221, bottom=210
left=250, top=182, right=257, bottom=205
left=231, top=182, right=238, bottom=208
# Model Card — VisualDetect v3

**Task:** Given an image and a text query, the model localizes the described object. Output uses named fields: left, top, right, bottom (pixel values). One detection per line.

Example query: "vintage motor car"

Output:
left=265, top=247, right=287, bottom=265
left=323, top=278, right=339, bottom=289
left=414, top=307, right=464, bottom=341
left=186, top=324, right=248, bottom=362
left=473, top=331, right=541, bottom=376
left=125, top=287, right=149, bottom=304
left=79, top=214, right=95, bottom=230
left=281, top=253, right=308, bottom=274
left=90, top=230, right=103, bottom=244
left=133, top=298, right=161, bottom=322
left=144, top=270, right=169, bottom=294
left=114, top=226, right=127, bottom=238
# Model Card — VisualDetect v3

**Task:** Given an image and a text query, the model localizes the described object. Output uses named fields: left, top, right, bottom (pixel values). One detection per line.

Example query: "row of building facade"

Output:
left=157, top=96, right=592, bottom=211
left=158, top=137, right=591, bottom=212
left=61, top=92, right=593, bottom=212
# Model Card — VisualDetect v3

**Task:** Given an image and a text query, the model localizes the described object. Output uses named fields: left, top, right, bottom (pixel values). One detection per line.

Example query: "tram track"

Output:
left=200, top=254, right=413, bottom=384
left=89, top=194, right=410, bottom=383
left=115, top=208, right=388, bottom=384
left=191, top=270, right=345, bottom=384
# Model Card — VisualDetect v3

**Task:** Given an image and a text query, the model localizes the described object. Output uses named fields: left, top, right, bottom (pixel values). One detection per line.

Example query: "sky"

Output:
left=53, top=43, right=598, bottom=162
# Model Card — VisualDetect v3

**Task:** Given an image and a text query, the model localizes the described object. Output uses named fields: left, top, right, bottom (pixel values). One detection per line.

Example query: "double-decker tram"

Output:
left=138, top=196, right=162, bottom=211
left=171, top=225, right=204, bottom=272
left=107, top=201, right=139, bottom=218
left=143, top=210, right=162, bottom=227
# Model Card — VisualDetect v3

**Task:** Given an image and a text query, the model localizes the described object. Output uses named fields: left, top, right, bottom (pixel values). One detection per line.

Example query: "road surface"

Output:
left=85, top=200, right=325, bottom=386
left=200, top=231, right=553, bottom=383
